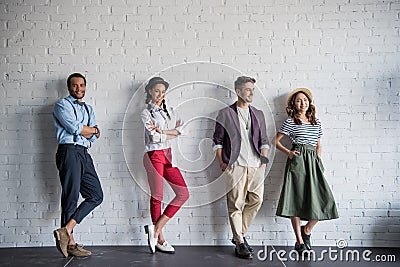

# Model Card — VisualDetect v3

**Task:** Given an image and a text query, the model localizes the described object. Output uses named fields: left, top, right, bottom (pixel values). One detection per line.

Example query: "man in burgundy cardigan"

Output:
left=213, top=76, right=269, bottom=259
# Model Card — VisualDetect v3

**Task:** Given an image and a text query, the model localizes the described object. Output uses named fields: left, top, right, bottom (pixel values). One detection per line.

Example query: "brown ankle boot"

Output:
left=67, top=244, right=92, bottom=257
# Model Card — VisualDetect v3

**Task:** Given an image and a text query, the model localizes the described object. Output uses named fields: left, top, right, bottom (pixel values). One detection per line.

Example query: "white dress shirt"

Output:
left=236, top=106, right=261, bottom=167
left=141, top=103, right=184, bottom=153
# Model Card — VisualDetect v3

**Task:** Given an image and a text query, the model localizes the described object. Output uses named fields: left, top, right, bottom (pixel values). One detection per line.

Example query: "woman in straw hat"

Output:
left=275, top=88, right=338, bottom=253
left=141, top=77, right=189, bottom=254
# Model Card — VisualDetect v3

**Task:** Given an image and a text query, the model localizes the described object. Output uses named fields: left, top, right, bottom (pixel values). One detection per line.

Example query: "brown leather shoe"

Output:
left=53, top=227, right=70, bottom=258
left=67, top=244, right=92, bottom=257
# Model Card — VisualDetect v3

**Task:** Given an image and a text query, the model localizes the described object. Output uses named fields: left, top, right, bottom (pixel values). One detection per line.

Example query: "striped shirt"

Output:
left=279, top=117, right=322, bottom=147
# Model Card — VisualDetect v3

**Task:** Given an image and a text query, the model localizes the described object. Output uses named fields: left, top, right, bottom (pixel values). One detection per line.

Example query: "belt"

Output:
left=291, top=144, right=316, bottom=151
left=58, top=143, right=87, bottom=149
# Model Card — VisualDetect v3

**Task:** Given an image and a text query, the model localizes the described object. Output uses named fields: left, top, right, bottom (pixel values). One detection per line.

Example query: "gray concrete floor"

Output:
left=0, top=246, right=399, bottom=267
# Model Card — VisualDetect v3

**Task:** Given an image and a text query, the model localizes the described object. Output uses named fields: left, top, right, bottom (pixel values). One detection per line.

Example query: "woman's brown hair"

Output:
left=286, top=91, right=317, bottom=125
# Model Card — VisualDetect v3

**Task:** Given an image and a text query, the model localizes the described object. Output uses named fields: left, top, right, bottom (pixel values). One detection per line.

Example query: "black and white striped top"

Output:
left=279, top=118, right=322, bottom=147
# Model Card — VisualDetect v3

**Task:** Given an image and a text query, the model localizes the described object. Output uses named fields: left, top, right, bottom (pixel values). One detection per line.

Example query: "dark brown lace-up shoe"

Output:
left=231, top=237, right=254, bottom=253
left=235, top=243, right=252, bottom=259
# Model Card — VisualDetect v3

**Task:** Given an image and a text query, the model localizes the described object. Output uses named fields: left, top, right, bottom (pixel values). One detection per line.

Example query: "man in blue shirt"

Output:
left=52, top=73, right=103, bottom=258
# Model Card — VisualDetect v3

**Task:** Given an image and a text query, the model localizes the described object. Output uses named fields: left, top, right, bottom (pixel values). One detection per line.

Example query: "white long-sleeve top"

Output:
left=141, top=103, right=184, bottom=153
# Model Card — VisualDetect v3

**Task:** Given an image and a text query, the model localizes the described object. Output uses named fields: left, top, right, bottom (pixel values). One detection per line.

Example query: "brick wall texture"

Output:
left=0, top=0, right=399, bottom=247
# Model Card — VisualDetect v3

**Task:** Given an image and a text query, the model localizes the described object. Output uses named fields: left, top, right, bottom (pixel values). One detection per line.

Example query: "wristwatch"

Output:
left=260, top=155, right=269, bottom=164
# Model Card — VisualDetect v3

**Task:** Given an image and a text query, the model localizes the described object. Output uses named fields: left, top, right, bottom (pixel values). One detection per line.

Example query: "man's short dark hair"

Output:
left=234, top=76, right=256, bottom=90
left=67, top=73, right=86, bottom=89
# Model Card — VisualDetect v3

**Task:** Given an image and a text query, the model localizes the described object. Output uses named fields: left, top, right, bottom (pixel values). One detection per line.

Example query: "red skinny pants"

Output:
left=143, top=148, right=189, bottom=223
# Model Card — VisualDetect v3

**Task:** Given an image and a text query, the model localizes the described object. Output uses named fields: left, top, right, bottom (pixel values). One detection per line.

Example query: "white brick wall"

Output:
left=0, top=0, right=399, bottom=248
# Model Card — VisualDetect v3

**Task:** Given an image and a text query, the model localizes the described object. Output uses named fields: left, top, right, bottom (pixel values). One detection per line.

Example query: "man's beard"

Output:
left=238, top=93, right=252, bottom=103
left=69, top=90, right=85, bottom=99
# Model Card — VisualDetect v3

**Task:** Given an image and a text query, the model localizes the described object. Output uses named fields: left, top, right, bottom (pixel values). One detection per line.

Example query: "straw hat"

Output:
left=287, top=87, right=313, bottom=106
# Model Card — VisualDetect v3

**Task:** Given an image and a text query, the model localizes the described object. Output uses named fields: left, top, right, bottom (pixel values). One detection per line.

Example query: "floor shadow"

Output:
left=267, top=92, right=292, bottom=206
left=255, top=92, right=292, bottom=245
left=34, top=79, right=66, bottom=225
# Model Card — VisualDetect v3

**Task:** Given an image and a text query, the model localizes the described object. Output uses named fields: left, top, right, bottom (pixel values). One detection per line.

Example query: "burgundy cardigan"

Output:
left=213, top=102, right=269, bottom=167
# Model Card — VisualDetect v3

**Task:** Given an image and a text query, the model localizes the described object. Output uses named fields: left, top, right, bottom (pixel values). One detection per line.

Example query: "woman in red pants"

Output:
left=141, top=77, right=189, bottom=254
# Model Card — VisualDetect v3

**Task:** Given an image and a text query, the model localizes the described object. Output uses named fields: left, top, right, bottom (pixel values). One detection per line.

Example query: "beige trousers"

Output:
left=226, top=165, right=265, bottom=243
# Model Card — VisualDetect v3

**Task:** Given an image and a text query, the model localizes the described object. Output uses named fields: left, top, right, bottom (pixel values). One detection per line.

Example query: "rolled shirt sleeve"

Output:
left=87, top=105, right=97, bottom=142
left=257, top=109, right=270, bottom=150
left=141, top=109, right=167, bottom=144
left=260, top=144, right=270, bottom=150
left=213, top=144, right=223, bottom=151
left=172, top=107, right=185, bottom=135
left=54, top=99, right=84, bottom=135
left=212, top=111, right=225, bottom=150
left=175, top=120, right=185, bottom=135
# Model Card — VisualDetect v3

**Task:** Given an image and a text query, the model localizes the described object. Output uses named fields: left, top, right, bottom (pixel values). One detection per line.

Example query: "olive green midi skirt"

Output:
left=276, top=144, right=339, bottom=221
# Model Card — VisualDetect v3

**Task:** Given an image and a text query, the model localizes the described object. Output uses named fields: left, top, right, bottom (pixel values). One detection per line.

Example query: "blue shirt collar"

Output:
left=66, top=95, right=78, bottom=102
left=66, top=95, right=86, bottom=106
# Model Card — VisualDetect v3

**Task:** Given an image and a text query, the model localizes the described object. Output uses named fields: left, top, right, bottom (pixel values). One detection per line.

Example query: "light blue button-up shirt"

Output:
left=53, top=95, right=97, bottom=148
